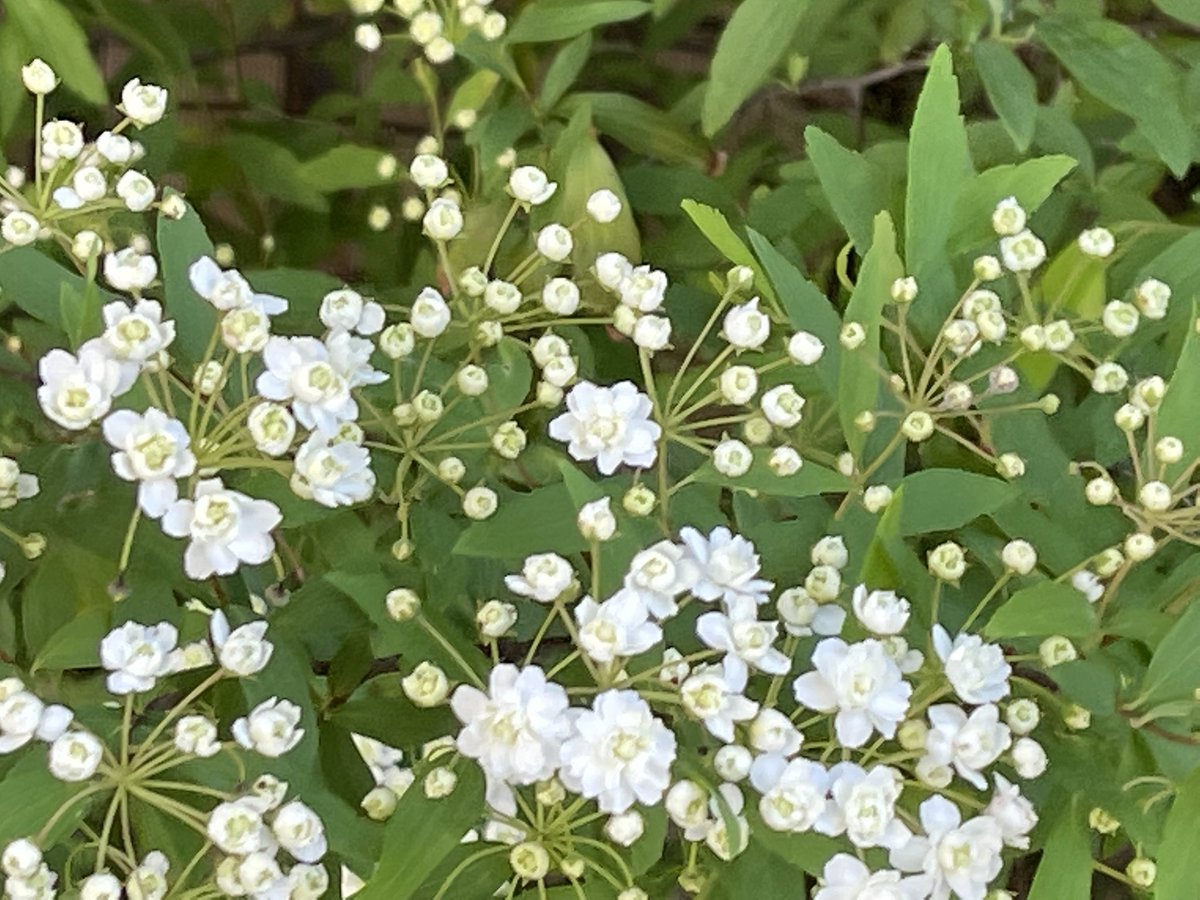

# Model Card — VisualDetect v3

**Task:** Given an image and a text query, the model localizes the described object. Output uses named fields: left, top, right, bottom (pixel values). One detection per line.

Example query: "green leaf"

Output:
left=839, top=212, right=903, bottom=460
left=563, top=93, right=709, bottom=166
left=226, top=133, right=329, bottom=212
left=748, top=229, right=841, bottom=393
left=985, top=581, right=1097, bottom=639
left=680, top=200, right=778, bottom=309
left=1154, top=0, right=1200, bottom=26
left=1027, top=797, right=1093, bottom=900
left=1138, top=600, right=1200, bottom=707
left=1036, top=14, right=1193, bottom=176
left=0, top=247, right=117, bottom=330
left=804, top=126, right=890, bottom=253
left=297, top=145, right=398, bottom=193
left=454, top=483, right=588, bottom=558
left=701, top=0, right=810, bottom=136
left=31, top=605, right=111, bottom=672
left=0, top=753, right=93, bottom=845
left=156, top=200, right=217, bottom=369
left=7, top=0, right=107, bottom=104
left=972, top=39, right=1038, bottom=151
left=356, top=763, right=484, bottom=899
left=507, top=0, right=651, bottom=43
left=950, top=156, right=1077, bottom=253
left=540, top=32, right=592, bottom=110
left=905, top=44, right=972, bottom=312
left=1157, top=768, right=1200, bottom=899
left=894, top=470, right=1017, bottom=536
left=692, top=450, right=851, bottom=498
left=1156, top=312, right=1200, bottom=482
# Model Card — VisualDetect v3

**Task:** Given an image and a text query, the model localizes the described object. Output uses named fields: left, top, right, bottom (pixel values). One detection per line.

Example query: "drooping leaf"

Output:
left=564, top=93, right=709, bottom=166
left=680, top=200, right=778, bottom=310
left=701, top=0, right=810, bottom=136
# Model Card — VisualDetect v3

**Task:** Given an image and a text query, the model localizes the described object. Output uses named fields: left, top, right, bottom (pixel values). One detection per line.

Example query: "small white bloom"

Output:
left=712, top=438, right=753, bottom=477
left=505, top=553, right=576, bottom=603
left=1135, top=278, right=1170, bottom=319
left=291, top=430, right=375, bottom=507
left=722, top=298, right=770, bottom=350
left=162, top=479, right=281, bottom=579
left=174, top=715, right=220, bottom=757
left=101, top=621, right=178, bottom=694
left=681, top=667, right=759, bottom=741
left=793, top=638, right=912, bottom=747
left=549, top=381, right=661, bottom=475
left=1078, top=227, right=1115, bottom=258
left=120, top=78, right=169, bottom=127
left=586, top=189, right=622, bottom=223
left=536, top=223, right=573, bottom=262
left=410, top=286, right=452, bottom=338
left=21, top=59, right=58, bottom=95
left=1, top=211, right=40, bottom=247
left=188, top=256, right=287, bottom=315
left=851, top=585, right=910, bottom=635
left=233, top=697, right=304, bottom=757
left=116, top=170, right=156, bottom=212
left=48, top=730, right=103, bottom=781
left=999, top=229, right=1046, bottom=272
left=923, top=703, right=1011, bottom=789
left=38, top=341, right=131, bottom=431
left=103, top=408, right=195, bottom=518
left=761, top=384, right=804, bottom=428
left=577, top=497, right=617, bottom=542
left=508, top=166, right=557, bottom=205
left=104, top=248, right=158, bottom=292
left=932, top=625, right=1011, bottom=704
left=423, top=197, right=464, bottom=240
left=991, top=197, right=1026, bottom=236
left=680, top=526, right=773, bottom=616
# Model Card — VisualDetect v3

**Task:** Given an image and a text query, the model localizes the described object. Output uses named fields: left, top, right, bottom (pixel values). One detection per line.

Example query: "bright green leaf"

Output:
left=985, top=581, right=1097, bottom=639
left=297, top=145, right=398, bottom=193
left=805, top=126, right=890, bottom=253
left=7, top=0, right=107, bottom=104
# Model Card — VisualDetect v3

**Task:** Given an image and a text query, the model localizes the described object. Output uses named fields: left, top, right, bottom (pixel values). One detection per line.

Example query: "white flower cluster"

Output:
left=390, top=522, right=1047, bottom=897
left=349, top=0, right=505, bottom=63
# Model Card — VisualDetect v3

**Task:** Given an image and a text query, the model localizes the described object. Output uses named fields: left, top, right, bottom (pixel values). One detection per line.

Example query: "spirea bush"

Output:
left=0, top=1, right=1199, bottom=898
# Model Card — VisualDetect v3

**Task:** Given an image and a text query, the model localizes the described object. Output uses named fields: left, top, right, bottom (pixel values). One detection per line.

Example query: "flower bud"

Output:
left=713, top=744, right=753, bottom=782
left=927, top=541, right=967, bottom=582
left=586, top=189, right=622, bottom=224
left=437, top=456, right=466, bottom=484
left=1154, top=436, right=1183, bottom=465
left=402, top=661, right=450, bottom=707
left=1124, top=532, right=1156, bottom=562
left=1126, top=859, right=1155, bottom=888
left=1018, top=325, right=1046, bottom=352
left=463, top=486, right=498, bottom=520
left=1012, top=736, right=1047, bottom=777
left=996, top=453, right=1025, bottom=480
left=361, top=786, right=397, bottom=820
left=1078, top=226, right=1115, bottom=259
left=424, top=766, right=458, bottom=798
left=1135, top=278, right=1170, bottom=320
left=1039, top=635, right=1076, bottom=667
left=510, top=842, right=550, bottom=881
left=992, top=197, right=1026, bottom=236
left=742, top=415, right=772, bottom=445
left=768, top=446, right=802, bottom=476
left=787, top=331, right=825, bottom=365
left=1001, top=539, right=1037, bottom=575
left=863, top=484, right=893, bottom=513
left=605, top=811, right=644, bottom=847
left=901, top=411, right=934, bottom=442
left=1088, top=807, right=1120, bottom=834
left=839, top=321, right=866, bottom=350
left=973, top=255, right=1002, bottom=281
left=1005, top=699, right=1039, bottom=735
left=1102, top=300, right=1138, bottom=338
left=712, top=438, right=752, bottom=477
left=897, top=719, right=928, bottom=751
left=623, top=484, right=656, bottom=517
left=890, top=276, right=918, bottom=303
left=577, top=497, right=617, bottom=542
left=1063, top=704, right=1091, bottom=730
left=477, top=600, right=517, bottom=638
left=21, top=59, right=58, bottom=95
left=386, top=588, right=421, bottom=622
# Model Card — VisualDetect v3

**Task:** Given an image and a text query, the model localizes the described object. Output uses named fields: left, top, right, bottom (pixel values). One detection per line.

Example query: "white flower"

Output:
left=999, top=229, right=1046, bottom=272
left=889, top=797, right=1003, bottom=900
left=120, top=78, right=169, bottom=127
left=100, top=621, right=178, bottom=694
left=402, top=661, right=450, bottom=707
left=633, top=314, right=672, bottom=351
left=932, top=625, right=1011, bottom=704
left=696, top=609, right=790, bottom=685
left=679, top=526, right=773, bottom=617
left=595, top=252, right=633, bottom=292
left=851, top=585, right=910, bottom=635
left=232, top=697, right=304, bottom=757
left=0, top=687, right=45, bottom=752
left=210, top=611, right=274, bottom=675
left=100, top=299, right=175, bottom=366
left=48, top=730, right=103, bottom=781
left=188, top=256, right=287, bottom=315
left=409, top=154, right=449, bottom=189
left=245, top=402, right=296, bottom=457
left=665, top=779, right=712, bottom=840
left=549, top=381, right=661, bottom=475
left=96, top=131, right=133, bottom=164
left=38, top=341, right=131, bottom=430
left=681, top=666, right=758, bottom=740
left=769, top=445, right=803, bottom=476
left=1078, top=227, right=1115, bottom=258
left=423, top=197, right=464, bottom=240
left=80, top=872, right=123, bottom=900
left=103, top=409, right=196, bottom=518
left=42, top=119, right=84, bottom=160
left=451, top=665, right=571, bottom=814
left=793, top=638, right=912, bottom=747
left=1011, top=736, right=1047, bottom=778
left=985, top=774, right=1037, bottom=849
left=705, top=783, right=750, bottom=861
left=748, top=708, right=803, bottom=756
left=577, top=497, right=617, bottom=542
left=712, top=437, right=752, bottom=477
left=624, top=540, right=699, bottom=619
left=256, top=336, right=356, bottom=432
left=104, top=248, right=158, bottom=292
left=814, top=854, right=931, bottom=900
left=116, top=170, right=156, bottom=212
left=21, top=59, right=58, bottom=95
left=787, top=331, right=825, bottom=365
left=508, top=166, right=557, bottom=205
left=162, top=479, right=281, bottom=579
left=505, top=553, right=576, bottom=603
left=207, top=800, right=267, bottom=855
left=1, top=211, right=40, bottom=246
left=290, top=431, right=375, bottom=507
left=0, top=459, right=38, bottom=511
left=1071, top=570, right=1104, bottom=604
left=1135, top=278, right=1170, bottom=319
left=410, top=286, right=452, bottom=338
left=536, top=223, right=573, bottom=262
left=576, top=590, right=661, bottom=663
left=587, top=189, right=622, bottom=223
left=823, top=763, right=911, bottom=850
left=618, top=266, right=669, bottom=312
left=991, top=197, right=1026, bottom=236
left=923, top=703, right=1011, bottom=790
left=2, top=839, right=42, bottom=878
left=320, top=288, right=385, bottom=336
left=605, top=811, right=644, bottom=847
left=174, top=715, right=220, bottom=757
left=1102, top=300, right=1139, bottom=338
left=761, top=384, right=804, bottom=427
left=749, top=755, right=829, bottom=833
left=272, top=800, right=327, bottom=863
left=722, top=298, right=770, bottom=349
left=325, top=328, right=387, bottom=389
left=560, top=690, right=676, bottom=813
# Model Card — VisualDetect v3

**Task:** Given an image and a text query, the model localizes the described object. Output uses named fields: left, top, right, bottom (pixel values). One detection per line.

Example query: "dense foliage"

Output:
left=1, top=0, right=1200, bottom=897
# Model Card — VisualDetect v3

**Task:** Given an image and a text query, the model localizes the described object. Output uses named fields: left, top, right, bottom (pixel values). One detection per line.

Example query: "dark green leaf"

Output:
left=1027, top=796, right=1093, bottom=900
left=972, top=39, right=1038, bottom=151
left=894, top=470, right=1017, bottom=535
left=156, top=201, right=217, bottom=369
left=805, top=126, right=890, bottom=253
left=1157, top=768, right=1200, bottom=899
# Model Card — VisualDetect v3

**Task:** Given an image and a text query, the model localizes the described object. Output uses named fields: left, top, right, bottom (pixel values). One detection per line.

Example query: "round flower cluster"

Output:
left=349, top=0, right=506, bottom=63
left=0, top=608, right=328, bottom=899
left=376, top=517, right=1052, bottom=898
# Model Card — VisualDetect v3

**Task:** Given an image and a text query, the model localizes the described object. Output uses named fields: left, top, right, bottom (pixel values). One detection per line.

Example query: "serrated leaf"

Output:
left=950, top=155, right=1077, bottom=252
left=985, top=581, right=1097, bottom=639
left=680, top=200, right=778, bottom=309
left=804, top=126, right=890, bottom=253
left=701, top=0, right=810, bottom=136
left=972, top=39, right=1038, bottom=151
left=840, top=212, right=903, bottom=460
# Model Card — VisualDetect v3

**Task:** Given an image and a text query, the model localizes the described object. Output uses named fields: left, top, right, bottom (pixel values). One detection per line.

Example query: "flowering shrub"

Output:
left=0, top=2, right=1199, bottom=899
